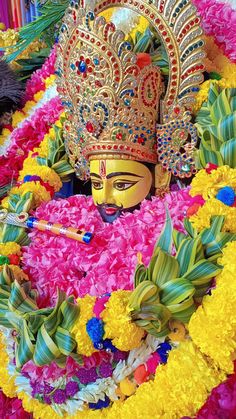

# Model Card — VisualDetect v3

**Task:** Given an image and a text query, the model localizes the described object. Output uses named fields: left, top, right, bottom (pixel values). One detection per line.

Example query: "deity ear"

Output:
left=154, top=164, right=171, bottom=198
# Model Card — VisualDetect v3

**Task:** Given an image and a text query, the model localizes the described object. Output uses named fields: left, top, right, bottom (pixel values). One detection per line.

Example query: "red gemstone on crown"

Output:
left=86, top=122, right=95, bottom=133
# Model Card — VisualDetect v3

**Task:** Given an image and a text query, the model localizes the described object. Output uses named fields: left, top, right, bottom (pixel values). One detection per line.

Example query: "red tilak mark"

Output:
left=99, top=160, right=106, bottom=179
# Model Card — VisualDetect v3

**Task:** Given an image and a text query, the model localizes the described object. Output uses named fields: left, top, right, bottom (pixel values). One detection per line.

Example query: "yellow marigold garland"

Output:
left=189, top=241, right=236, bottom=374
left=189, top=166, right=236, bottom=232
left=190, top=166, right=236, bottom=200
left=0, top=242, right=21, bottom=256
left=101, top=290, right=145, bottom=351
left=19, top=160, right=62, bottom=192
left=0, top=334, right=17, bottom=398
left=190, top=199, right=236, bottom=232
left=72, top=295, right=97, bottom=356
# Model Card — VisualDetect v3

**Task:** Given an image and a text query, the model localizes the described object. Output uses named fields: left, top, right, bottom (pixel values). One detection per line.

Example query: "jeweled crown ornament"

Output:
left=56, top=7, right=162, bottom=176
left=56, top=0, right=205, bottom=180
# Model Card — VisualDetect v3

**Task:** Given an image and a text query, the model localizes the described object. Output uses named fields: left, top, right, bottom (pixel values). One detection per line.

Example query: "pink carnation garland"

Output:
left=0, top=97, right=63, bottom=190
left=25, top=47, right=57, bottom=102
left=22, top=189, right=191, bottom=307
left=194, top=0, right=236, bottom=62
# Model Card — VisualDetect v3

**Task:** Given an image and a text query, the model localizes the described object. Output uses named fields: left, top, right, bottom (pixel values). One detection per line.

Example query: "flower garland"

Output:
left=0, top=239, right=235, bottom=418
left=187, top=165, right=236, bottom=231
left=194, top=0, right=236, bottom=62
left=0, top=48, right=57, bottom=169
left=1, top=111, right=234, bottom=417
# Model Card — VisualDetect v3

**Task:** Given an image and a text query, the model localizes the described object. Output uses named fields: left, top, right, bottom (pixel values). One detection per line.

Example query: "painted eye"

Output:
left=114, top=182, right=136, bottom=191
left=92, top=181, right=103, bottom=190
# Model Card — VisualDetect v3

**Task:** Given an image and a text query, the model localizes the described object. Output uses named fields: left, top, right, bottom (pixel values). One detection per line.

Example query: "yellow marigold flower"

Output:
left=33, top=91, right=44, bottom=102
left=11, top=111, right=25, bottom=128
left=0, top=334, right=17, bottom=398
left=44, top=75, right=56, bottom=88
left=1, top=197, right=9, bottom=209
left=0, top=242, right=21, bottom=256
left=19, top=162, right=62, bottom=192
left=72, top=295, right=96, bottom=356
left=22, top=100, right=36, bottom=115
left=0, top=23, right=6, bottom=30
left=101, top=290, right=144, bottom=351
left=189, top=242, right=236, bottom=373
left=10, top=183, right=51, bottom=207
left=190, top=166, right=236, bottom=200
left=190, top=198, right=236, bottom=232
left=0, top=128, right=11, bottom=147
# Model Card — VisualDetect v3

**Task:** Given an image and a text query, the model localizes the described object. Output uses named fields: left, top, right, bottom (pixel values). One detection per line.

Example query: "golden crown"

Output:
left=56, top=10, right=162, bottom=171
left=56, top=0, right=205, bottom=179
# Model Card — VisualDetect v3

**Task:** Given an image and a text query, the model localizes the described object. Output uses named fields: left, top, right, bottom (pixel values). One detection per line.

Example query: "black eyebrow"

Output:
left=90, top=172, right=144, bottom=180
left=106, top=172, right=144, bottom=179
left=90, top=173, right=102, bottom=179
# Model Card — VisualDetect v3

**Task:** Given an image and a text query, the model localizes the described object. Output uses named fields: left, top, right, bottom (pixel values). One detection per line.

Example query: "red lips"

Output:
left=105, top=207, right=117, bottom=215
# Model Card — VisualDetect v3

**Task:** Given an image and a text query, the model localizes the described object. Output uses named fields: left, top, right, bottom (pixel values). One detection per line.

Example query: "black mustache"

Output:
left=96, top=203, right=123, bottom=211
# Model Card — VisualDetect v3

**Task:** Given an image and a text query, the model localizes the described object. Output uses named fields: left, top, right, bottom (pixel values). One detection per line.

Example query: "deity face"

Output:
left=90, top=159, right=153, bottom=223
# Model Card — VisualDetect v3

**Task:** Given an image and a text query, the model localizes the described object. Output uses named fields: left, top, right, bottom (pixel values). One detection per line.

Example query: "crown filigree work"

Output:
left=56, top=10, right=162, bottom=173
left=56, top=0, right=205, bottom=179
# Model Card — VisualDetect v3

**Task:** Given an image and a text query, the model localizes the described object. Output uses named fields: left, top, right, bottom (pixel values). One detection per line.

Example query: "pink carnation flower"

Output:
left=194, top=0, right=236, bottom=62
left=22, top=189, right=191, bottom=307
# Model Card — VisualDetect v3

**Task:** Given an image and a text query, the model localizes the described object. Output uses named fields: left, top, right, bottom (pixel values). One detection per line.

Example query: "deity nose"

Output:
left=102, top=181, right=116, bottom=204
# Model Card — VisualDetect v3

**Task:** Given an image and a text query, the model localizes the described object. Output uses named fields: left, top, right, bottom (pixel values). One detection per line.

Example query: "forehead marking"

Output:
left=99, top=160, right=106, bottom=178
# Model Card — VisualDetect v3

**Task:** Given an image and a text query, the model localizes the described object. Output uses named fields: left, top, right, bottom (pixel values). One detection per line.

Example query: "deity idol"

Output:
left=56, top=0, right=204, bottom=223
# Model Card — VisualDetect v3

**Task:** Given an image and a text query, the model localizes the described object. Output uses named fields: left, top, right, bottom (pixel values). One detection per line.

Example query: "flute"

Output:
left=0, top=210, right=93, bottom=244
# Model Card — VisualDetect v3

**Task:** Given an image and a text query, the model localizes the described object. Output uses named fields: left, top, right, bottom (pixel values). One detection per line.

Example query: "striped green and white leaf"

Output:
left=195, top=85, right=236, bottom=168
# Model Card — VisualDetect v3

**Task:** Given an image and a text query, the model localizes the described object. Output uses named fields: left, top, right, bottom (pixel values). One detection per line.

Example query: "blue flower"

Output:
left=156, top=342, right=172, bottom=364
left=216, top=186, right=235, bottom=206
left=89, top=395, right=110, bottom=410
left=86, top=317, right=104, bottom=345
left=103, top=339, right=117, bottom=352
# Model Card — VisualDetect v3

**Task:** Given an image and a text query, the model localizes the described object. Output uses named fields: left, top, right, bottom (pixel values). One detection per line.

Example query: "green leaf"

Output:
left=135, top=264, right=148, bottom=286
left=205, top=232, right=236, bottom=258
left=220, top=138, right=236, bottom=167
left=5, top=1, right=68, bottom=63
left=211, top=88, right=231, bottom=125
left=15, top=192, right=33, bottom=213
left=172, top=229, right=186, bottom=251
left=183, top=218, right=196, bottom=238
left=183, top=259, right=221, bottom=286
left=150, top=248, right=179, bottom=287
left=217, top=113, right=236, bottom=142
left=154, top=206, right=173, bottom=253
left=160, top=277, right=195, bottom=305
left=198, top=146, right=223, bottom=167
left=200, top=215, right=225, bottom=246
left=176, top=237, right=201, bottom=275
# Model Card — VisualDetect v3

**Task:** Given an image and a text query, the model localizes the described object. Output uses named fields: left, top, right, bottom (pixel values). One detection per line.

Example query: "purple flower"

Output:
left=98, top=362, right=113, bottom=378
left=113, top=350, right=128, bottom=362
left=31, top=382, right=44, bottom=397
left=53, top=389, right=67, bottom=405
left=65, top=381, right=79, bottom=397
left=44, top=384, right=54, bottom=394
left=76, top=367, right=98, bottom=384
left=43, top=395, right=52, bottom=405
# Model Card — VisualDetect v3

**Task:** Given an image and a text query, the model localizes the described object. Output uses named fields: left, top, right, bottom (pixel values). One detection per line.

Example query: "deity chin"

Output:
left=90, top=159, right=153, bottom=223
left=96, top=202, right=144, bottom=223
